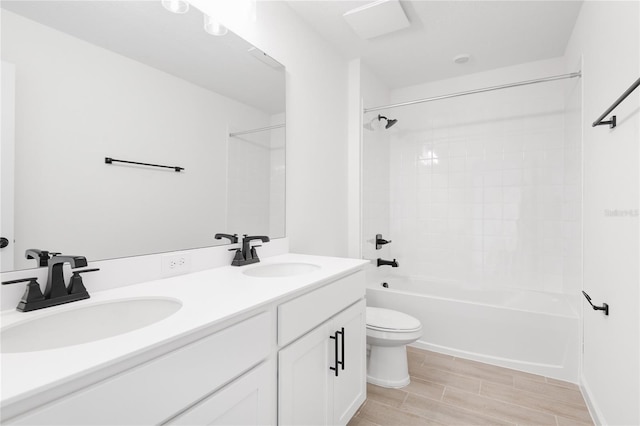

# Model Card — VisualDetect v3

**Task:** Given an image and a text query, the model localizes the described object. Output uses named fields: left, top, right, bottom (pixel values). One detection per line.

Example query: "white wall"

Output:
left=191, top=1, right=350, bottom=257
left=2, top=10, right=273, bottom=269
left=360, top=66, right=392, bottom=267
left=378, top=58, right=582, bottom=297
left=269, top=113, right=286, bottom=238
left=564, top=2, right=639, bottom=424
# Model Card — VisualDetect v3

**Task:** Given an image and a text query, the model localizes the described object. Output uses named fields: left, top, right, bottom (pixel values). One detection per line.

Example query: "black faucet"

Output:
left=215, top=233, right=239, bottom=244
left=377, top=258, right=399, bottom=268
left=2, top=255, right=97, bottom=312
left=46, top=255, right=88, bottom=298
left=231, top=235, right=270, bottom=266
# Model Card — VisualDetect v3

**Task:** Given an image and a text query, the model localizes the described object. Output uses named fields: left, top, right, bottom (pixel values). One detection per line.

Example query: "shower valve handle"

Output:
left=375, top=234, right=392, bottom=250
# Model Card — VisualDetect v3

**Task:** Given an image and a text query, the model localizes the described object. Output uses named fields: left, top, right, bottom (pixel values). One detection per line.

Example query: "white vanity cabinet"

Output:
left=2, top=256, right=368, bottom=426
left=6, top=311, right=275, bottom=425
left=278, top=271, right=366, bottom=426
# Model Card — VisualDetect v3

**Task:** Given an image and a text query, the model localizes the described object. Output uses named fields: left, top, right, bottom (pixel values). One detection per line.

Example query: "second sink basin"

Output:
left=243, top=262, right=321, bottom=278
left=1, top=297, right=182, bottom=353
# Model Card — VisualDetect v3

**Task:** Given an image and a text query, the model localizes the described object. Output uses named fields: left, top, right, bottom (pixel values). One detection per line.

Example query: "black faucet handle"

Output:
left=2, top=277, right=45, bottom=305
left=2, top=277, right=39, bottom=285
left=71, top=268, right=100, bottom=274
left=68, top=268, right=99, bottom=295
left=230, top=248, right=246, bottom=266
left=375, top=234, right=392, bottom=250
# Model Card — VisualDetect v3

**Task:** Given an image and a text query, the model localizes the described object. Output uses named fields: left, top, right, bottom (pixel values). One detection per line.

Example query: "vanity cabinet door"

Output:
left=278, top=322, right=333, bottom=426
left=278, top=299, right=366, bottom=426
left=332, top=299, right=366, bottom=425
left=167, top=361, right=274, bottom=426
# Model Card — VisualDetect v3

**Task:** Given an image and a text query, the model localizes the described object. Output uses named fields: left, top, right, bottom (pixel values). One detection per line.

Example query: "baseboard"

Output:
left=409, top=340, right=577, bottom=383
left=580, top=374, right=603, bottom=425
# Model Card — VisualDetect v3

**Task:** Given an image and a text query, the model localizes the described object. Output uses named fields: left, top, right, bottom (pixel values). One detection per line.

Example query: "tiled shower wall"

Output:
left=369, top=58, right=581, bottom=294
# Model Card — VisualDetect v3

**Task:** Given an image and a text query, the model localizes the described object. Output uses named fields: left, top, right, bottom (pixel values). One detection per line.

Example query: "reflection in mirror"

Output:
left=0, top=1, right=285, bottom=272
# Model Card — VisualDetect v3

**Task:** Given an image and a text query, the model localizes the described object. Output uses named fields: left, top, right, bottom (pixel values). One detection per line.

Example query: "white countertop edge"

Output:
left=1, top=253, right=368, bottom=417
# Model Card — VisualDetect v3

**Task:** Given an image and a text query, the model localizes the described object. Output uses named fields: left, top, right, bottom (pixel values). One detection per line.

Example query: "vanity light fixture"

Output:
left=204, top=14, right=228, bottom=36
left=161, top=0, right=189, bottom=14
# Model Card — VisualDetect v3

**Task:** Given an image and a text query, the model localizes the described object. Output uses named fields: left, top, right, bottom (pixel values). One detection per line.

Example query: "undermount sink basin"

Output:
left=1, top=297, right=182, bottom=353
left=243, top=262, right=321, bottom=278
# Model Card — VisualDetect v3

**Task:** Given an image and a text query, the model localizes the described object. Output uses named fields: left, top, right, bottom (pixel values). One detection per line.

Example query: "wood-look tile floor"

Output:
left=348, top=347, right=594, bottom=426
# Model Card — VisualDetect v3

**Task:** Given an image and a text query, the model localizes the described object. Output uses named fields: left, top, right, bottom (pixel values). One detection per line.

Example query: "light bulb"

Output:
left=162, top=0, right=189, bottom=14
left=204, top=14, right=228, bottom=36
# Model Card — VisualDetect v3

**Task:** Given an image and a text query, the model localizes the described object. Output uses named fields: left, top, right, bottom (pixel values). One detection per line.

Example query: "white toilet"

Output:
left=366, top=307, right=423, bottom=388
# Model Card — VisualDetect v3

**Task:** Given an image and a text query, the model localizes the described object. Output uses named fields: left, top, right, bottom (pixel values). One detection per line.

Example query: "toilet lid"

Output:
left=366, top=307, right=421, bottom=331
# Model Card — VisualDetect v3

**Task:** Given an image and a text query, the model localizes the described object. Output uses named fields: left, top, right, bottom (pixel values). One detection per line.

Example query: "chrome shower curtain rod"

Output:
left=229, top=123, right=285, bottom=137
left=363, top=71, right=582, bottom=113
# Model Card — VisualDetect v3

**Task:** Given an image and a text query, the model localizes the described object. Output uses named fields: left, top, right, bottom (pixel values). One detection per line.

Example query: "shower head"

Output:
left=378, top=114, right=398, bottom=129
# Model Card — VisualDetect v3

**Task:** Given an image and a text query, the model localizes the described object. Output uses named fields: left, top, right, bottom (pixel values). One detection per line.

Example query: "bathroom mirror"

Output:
left=0, top=1, right=286, bottom=272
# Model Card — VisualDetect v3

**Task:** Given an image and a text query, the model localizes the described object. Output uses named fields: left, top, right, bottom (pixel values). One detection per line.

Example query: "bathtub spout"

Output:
left=377, top=258, right=398, bottom=267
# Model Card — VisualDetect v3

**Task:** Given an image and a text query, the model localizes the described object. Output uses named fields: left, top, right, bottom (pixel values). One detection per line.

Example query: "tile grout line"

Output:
left=400, top=390, right=409, bottom=407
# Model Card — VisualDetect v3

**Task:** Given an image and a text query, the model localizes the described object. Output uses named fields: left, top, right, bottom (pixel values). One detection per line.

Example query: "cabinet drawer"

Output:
left=167, top=361, right=273, bottom=425
left=278, top=270, right=364, bottom=347
left=9, top=312, right=271, bottom=425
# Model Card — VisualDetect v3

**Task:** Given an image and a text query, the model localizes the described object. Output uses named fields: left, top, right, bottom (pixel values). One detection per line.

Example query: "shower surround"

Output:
left=362, top=57, right=582, bottom=381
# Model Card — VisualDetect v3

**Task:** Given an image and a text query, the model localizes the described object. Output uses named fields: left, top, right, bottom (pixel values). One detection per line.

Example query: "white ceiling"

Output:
left=286, top=0, right=583, bottom=89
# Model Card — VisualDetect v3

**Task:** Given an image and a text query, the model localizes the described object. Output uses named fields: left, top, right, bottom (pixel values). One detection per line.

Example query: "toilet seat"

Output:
left=366, top=307, right=421, bottom=332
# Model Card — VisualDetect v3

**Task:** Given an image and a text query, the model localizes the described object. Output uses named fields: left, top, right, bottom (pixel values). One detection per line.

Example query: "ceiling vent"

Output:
left=343, top=0, right=410, bottom=40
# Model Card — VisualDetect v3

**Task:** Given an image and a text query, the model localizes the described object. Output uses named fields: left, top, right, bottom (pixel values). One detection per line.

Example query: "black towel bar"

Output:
left=105, top=157, right=184, bottom=172
left=592, top=77, right=640, bottom=129
left=582, top=291, right=609, bottom=316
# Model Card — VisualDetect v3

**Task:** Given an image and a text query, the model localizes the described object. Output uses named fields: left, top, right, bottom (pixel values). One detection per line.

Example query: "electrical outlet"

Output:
left=161, top=253, right=191, bottom=277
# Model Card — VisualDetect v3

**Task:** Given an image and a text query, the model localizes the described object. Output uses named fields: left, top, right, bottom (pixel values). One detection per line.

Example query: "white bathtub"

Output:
left=366, top=277, right=580, bottom=382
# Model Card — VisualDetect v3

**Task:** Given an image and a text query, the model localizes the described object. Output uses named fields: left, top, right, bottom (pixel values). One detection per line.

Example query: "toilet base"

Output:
left=366, top=344, right=410, bottom=388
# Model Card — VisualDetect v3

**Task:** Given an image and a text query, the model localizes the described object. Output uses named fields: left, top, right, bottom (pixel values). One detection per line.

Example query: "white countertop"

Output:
left=1, top=253, right=368, bottom=411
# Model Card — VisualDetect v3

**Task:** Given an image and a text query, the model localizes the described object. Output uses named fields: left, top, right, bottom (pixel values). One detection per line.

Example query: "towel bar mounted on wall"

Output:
left=582, top=291, right=609, bottom=316
left=592, top=77, right=640, bottom=129
left=105, top=157, right=184, bottom=172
